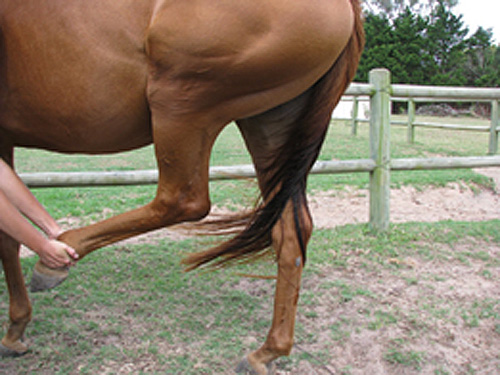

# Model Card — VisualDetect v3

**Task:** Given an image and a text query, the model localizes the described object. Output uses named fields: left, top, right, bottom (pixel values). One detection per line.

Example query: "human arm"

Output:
left=0, top=159, right=62, bottom=239
left=0, top=189, right=77, bottom=267
left=0, top=160, right=78, bottom=267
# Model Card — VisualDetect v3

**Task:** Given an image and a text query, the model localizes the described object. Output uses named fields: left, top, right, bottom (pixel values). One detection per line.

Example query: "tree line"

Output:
left=355, top=1, right=500, bottom=87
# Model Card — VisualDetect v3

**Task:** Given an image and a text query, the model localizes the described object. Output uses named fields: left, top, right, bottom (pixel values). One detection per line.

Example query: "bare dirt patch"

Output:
left=310, top=181, right=500, bottom=229
left=310, top=167, right=500, bottom=229
left=275, top=240, right=500, bottom=375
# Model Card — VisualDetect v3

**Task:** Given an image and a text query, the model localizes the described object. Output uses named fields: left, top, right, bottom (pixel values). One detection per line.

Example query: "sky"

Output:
left=454, top=0, right=500, bottom=43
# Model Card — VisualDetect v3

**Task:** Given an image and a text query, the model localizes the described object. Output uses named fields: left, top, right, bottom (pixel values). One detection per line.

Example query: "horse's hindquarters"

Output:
left=146, top=0, right=355, bottom=121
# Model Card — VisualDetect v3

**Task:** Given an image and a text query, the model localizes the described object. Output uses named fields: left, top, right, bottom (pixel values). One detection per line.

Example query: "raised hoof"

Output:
left=0, top=340, right=28, bottom=358
left=235, top=357, right=276, bottom=375
left=30, top=261, right=69, bottom=292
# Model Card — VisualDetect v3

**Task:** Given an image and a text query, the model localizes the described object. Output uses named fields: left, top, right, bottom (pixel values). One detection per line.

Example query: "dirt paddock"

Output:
left=310, top=168, right=500, bottom=229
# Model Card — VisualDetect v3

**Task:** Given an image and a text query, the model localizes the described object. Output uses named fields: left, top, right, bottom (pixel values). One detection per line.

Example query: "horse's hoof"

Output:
left=0, top=339, right=28, bottom=358
left=30, top=261, right=69, bottom=292
left=235, top=356, right=276, bottom=375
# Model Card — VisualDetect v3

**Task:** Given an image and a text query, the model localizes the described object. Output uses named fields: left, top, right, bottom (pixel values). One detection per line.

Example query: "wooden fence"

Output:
left=343, top=77, right=500, bottom=155
left=20, top=69, right=500, bottom=232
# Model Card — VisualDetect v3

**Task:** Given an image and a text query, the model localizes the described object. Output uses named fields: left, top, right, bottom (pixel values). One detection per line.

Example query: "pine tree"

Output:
left=390, top=9, right=428, bottom=84
left=354, top=13, right=394, bottom=82
left=424, top=2, right=468, bottom=85
left=363, top=0, right=458, bottom=19
left=464, top=28, right=500, bottom=87
left=356, top=0, right=499, bottom=87
left=355, top=9, right=428, bottom=84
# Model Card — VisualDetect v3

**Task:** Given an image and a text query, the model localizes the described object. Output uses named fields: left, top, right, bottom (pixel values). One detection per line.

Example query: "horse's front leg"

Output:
left=237, top=202, right=311, bottom=375
left=0, top=234, right=32, bottom=357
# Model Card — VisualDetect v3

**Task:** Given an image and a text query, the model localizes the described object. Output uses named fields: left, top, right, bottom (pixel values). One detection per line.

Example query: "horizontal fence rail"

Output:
left=342, top=80, right=500, bottom=155
left=19, top=69, right=500, bottom=232
left=20, top=155, right=500, bottom=186
left=391, top=85, right=500, bottom=100
left=20, top=161, right=377, bottom=188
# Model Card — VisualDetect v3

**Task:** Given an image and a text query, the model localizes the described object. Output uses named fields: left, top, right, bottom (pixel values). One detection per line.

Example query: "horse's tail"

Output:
left=182, top=0, right=364, bottom=270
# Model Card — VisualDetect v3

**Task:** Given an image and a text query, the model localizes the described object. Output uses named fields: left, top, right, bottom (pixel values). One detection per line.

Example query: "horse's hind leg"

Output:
left=235, top=111, right=313, bottom=374
left=238, top=202, right=311, bottom=375
left=31, top=107, right=225, bottom=290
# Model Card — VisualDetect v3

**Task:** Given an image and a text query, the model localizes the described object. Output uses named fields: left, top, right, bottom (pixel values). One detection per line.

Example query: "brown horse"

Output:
left=0, top=0, right=363, bottom=372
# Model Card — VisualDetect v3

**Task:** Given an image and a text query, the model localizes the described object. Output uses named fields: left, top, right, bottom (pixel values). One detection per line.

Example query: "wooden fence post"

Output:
left=489, top=100, right=499, bottom=155
left=369, top=69, right=391, bottom=232
left=351, top=96, right=359, bottom=136
left=407, top=98, right=416, bottom=144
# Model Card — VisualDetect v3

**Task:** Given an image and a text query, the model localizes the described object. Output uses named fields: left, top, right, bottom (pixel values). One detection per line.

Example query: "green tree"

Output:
left=363, top=0, right=458, bottom=19
left=355, top=13, right=394, bottom=81
left=356, top=1, right=499, bottom=87
left=355, top=9, right=428, bottom=84
left=390, top=8, right=428, bottom=83
left=464, top=28, right=500, bottom=87
left=420, top=1, right=468, bottom=85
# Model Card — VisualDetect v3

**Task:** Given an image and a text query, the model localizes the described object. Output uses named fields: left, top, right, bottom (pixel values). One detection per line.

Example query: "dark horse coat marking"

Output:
left=0, top=0, right=364, bottom=372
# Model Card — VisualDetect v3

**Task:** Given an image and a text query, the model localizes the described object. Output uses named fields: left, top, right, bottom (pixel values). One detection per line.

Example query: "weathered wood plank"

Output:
left=489, top=100, right=499, bottom=155
left=369, top=69, right=391, bottom=233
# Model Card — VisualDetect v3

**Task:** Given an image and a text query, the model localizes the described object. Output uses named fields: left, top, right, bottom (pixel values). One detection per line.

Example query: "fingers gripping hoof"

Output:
left=235, top=356, right=276, bottom=375
left=0, top=339, right=28, bottom=358
left=30, top=261, right=69, bottom=292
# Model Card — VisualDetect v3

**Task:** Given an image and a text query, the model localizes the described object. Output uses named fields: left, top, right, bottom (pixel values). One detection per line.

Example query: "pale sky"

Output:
left=455, top=0, right=500, bottom=43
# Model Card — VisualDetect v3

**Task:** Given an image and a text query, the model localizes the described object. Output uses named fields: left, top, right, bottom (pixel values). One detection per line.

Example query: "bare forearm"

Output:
left=0, top=160, right=61, bottom=238
left=0, top=190, right=51, bottom=254
left=0, top=190, right=78, bottom=267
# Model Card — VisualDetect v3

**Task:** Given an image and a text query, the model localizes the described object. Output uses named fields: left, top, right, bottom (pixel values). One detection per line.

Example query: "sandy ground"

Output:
left=310, top=177, right=500, bottom=229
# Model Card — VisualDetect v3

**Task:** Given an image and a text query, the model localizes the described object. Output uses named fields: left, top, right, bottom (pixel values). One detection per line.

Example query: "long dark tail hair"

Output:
left=182, top=0, right=364, bottom=270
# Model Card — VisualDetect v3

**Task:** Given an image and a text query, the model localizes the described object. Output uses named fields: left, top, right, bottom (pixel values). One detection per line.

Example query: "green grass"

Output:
left=305, top=220, right=500, bottom=270
left=313, top=117, right=494, bottom=191
left=2, top=238, right=276, bottom=374
left=384, top=346, right=425, bottom=370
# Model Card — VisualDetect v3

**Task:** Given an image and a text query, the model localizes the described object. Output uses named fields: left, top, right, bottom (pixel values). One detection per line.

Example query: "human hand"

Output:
left=38, top=239, right=79, bottom=269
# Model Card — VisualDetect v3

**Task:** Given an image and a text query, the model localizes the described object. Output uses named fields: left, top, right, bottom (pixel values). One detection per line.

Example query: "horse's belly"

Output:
left=2, top=100, right=152, bottom=154
left=1, top=62, right=152, bottom=153
left=0, top=0, right=153, bottom=153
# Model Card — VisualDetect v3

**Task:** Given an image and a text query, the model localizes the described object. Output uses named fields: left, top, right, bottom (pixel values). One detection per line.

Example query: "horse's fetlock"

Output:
left=266, top=334, right=293, bottom=357
left=9, top=306, right=32, bottom=326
